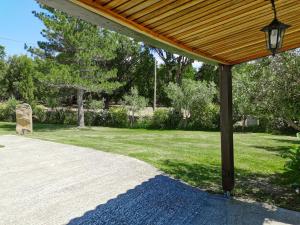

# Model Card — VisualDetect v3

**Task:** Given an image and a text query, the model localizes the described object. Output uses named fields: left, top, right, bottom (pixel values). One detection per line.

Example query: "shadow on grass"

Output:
left=159, top=160, right=300, bottom=211
left=0, top=122, right=79, bottom=134
left=33, top=123, right=75, bottom=132
left=0, top=123, right=15, bottom=132
left=251, top=145, right=291, bottom=155
left=271, top=138, right=300, bottom=145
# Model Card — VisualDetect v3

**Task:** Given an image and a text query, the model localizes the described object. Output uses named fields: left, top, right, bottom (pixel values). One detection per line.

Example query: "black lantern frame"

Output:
left=261, top=0, right=291, bottom=56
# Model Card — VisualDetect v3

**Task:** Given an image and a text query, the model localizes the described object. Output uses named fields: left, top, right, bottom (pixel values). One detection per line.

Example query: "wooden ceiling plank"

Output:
left=150, top=0, right=233, bottom=32
left=104, top=0, right=129, bottom=9
left=121, top=0, right=160, bottom=17
left=149, top=0, right=221, bottom=32
left=171, top=1, right=282, bottom=41
left=163, top=0, right=267, bottom=38
left=202, top=20, right=300, bottom=54
left=184, top=9, right=297, bottom=47
left=185, top=4, right=297, bottom=48
left=93, top=0, right=111, bottom=5
left=200, top=16, right=300, bottom=52
left=221, top=34, right=300, bottom=59
left=127, top=1, right=176, bottom=21
left=189, top=11, right=299, bottom=51
left=216, top=32, right=300, bottom=59
left=141, top=0, right=207, bottom=26
left=179, top=1, right=297, bottom=44
left=136, top=0, right=191, bottom=24
left=114, top=0, right=145, bottom=14
left=232, top=42, right=300, bottom=64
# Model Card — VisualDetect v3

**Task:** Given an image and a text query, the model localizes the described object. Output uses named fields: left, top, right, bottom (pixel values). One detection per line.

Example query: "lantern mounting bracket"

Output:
left=271, top=0, right=277, bottom=19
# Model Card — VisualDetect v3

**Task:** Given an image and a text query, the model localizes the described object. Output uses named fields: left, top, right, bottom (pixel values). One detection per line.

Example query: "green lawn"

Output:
left=0, top=122, right=299, bottom=211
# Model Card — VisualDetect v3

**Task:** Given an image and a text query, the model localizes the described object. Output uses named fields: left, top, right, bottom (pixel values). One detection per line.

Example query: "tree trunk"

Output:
left=286, top=119, right=300, bottom=131
left=130, top=111, right=134, bottom=128
left=77, top=88, right=85, bottom=127
left=242, top=115, right=246, bottom=132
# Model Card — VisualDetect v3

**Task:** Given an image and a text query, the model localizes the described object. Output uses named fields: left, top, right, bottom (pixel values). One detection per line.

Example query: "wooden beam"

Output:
left=219, top=64, right=234, bottom=193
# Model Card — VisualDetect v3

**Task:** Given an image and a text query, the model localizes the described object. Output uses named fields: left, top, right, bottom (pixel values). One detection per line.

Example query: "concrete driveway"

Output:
left=0, top=135, right=299, bottom=225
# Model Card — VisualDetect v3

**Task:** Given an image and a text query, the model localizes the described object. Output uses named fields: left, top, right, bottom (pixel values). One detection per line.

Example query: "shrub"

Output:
left=86, top=99, right=104, bottom=111
left=108, top=107, right=128, bottom=128
left=151, top=109, right=170, bottom=129
left=0, top=98, right=20, bottom=122
left=165, top=79, right=217, bottom=130
left=283, top=145, right=300, bottom=172
left=166, top=109, right=182, bottom=129
left=0, top=103, right=6, bottom=121
left=133, top=116, right=152, bottom=129
left=282, top=145, right=300, bottom=189
left=123, top=87, right=148, bottom=127
left=44, top=108, right=68, bottom=124
left=94, top=110, right=109, bottom=126
left=62, top=110, right=77, bottom=125
left=189, top=103, right=219, bottom=130
left=33, top=105, right=47, bottom=122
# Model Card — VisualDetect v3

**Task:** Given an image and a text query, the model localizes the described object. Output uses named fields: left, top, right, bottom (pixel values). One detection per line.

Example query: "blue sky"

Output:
left=0, top=0, right=44, bottom=56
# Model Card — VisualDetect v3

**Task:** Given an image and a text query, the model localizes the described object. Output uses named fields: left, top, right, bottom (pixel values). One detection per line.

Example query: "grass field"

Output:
left=0, top=122, right=299, bottom=211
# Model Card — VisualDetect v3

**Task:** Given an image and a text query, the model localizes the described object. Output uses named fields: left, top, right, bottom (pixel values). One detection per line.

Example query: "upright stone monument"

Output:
left=16, top=103, right=32, bottom=135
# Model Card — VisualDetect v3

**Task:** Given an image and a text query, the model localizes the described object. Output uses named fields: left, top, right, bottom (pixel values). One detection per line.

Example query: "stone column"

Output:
left=16, top=103, right=33, bottom=135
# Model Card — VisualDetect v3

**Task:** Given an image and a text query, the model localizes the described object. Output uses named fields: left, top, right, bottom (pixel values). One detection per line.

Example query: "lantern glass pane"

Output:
left=270, top=29, right=279, bottom=48
left=278, top=29, right=285, bottom=48
left=265, top=31, right=269, bottom=49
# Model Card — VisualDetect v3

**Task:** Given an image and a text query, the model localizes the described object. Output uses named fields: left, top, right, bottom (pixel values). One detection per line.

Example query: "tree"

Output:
left=154, top=48, right=194, bottom=84
left=106, top=37, right=155, bottom=106
left=165, top=79, right=216, bottom=128
left=30, top=6, right=121, bottom=127
left=196, top=63, right=219, bottom=85
left=263, top=51, right=300, bottom=131
left=123, top=87, right=148, bottom=127
left=0, top=45, right=7, bottom=100
left=232, top=63, right=258, bottom=131
left=1, top=55, right=36, bottom=104
left=233, top=51, right=300, bottom=132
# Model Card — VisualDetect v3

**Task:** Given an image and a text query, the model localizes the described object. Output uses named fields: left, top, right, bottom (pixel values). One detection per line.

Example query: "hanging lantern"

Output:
left=261, top=0, right=290, bottom=56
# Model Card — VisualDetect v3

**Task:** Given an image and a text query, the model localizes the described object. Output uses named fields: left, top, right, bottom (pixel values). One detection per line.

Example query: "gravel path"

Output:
left=0, top=135, right=299, bottom=225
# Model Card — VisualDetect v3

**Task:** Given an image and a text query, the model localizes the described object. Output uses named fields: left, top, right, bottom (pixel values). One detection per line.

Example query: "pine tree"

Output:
left=30, top=5, right=121, bottom=127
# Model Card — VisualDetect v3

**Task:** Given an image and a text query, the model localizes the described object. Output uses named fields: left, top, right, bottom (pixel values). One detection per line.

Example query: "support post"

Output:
left=219, top=64, right=234, bottom=193
left=153, top=59, right=157, bottom=111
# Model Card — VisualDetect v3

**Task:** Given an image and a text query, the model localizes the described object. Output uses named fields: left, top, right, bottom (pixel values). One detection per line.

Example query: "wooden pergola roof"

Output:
left=40, top=0, right=300, bottom=65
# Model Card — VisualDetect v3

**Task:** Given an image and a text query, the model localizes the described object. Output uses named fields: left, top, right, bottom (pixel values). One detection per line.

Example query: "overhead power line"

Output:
left=0, top=36, right=36, bottom=45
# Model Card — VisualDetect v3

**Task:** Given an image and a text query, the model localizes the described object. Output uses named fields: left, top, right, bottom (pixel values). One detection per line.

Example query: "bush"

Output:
left=0, top=98, right=20, bottom=122
left=188, top=103, right=219, bottom=130
left=108, top=107, right=128, bottom=128
left=151, top=109, right=170, bottom=129
left=166, top=109, right=182, bottom=129
left=283, top=145, right=300, bottom=172
left=123, top=87, right=148, bottom=127
left=62, top=110, right=77, bottom=125
left=133, top=116, right=152, bottom=129
left=94, top=110, right=109, bottom=126
left=86, top=99, right=104, bottom=111
left=282, top=145, right=300, bottom=189
left=33, top=105, right=47, bottom=123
